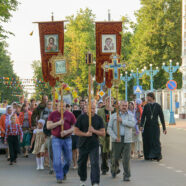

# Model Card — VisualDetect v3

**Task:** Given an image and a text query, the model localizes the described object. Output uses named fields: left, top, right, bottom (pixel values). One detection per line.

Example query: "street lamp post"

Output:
left=143, top=64, right=159, bottom=92
left=130, top=68, right=146, bottom=99
left=162, top=60, right=179, bottom=125
left=120, top=72, right=133, bottom=101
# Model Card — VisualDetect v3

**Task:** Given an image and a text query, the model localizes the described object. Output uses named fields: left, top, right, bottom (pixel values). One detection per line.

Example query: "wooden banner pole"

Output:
left=52, top=87, right=56, bottom=111
left=115, top=84, right=120, bottom=139
left=88, top=65, right=92, bottom=127
left=61, top=83, right=64, bottom=131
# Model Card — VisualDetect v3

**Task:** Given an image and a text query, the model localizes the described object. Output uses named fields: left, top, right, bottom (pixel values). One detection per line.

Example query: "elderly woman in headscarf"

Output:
left=0, top=106, right=19, bottom=160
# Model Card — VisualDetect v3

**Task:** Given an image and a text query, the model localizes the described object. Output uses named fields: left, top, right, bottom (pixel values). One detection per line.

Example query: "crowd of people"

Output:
left=0, top=92, right=167, bottom=186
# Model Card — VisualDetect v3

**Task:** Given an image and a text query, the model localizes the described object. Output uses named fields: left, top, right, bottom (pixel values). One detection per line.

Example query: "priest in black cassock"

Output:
left=140, top=92, right=167, bottom=161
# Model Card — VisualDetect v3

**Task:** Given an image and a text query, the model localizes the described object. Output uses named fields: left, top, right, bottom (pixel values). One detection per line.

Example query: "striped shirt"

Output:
left=5, top=123, right=23, bottom=141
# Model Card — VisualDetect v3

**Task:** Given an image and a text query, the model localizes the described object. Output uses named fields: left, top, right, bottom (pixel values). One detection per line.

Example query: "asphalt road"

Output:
left=0, top=123, right=186, bottom=186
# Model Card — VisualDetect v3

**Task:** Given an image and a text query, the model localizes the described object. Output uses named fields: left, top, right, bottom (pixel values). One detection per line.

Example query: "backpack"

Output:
left=43, top=119, right=51, bottom=137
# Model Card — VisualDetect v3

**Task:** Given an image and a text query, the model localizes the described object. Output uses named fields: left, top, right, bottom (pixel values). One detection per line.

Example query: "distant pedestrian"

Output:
left=4, top=114, right=23, bottom=165
left=19, top=104, right=32, bottom=158
left=31, top=95, right=48, bottom=127
left=0, top=106, right=19, bottom=160
left=30, top=119, right=45, bottom=170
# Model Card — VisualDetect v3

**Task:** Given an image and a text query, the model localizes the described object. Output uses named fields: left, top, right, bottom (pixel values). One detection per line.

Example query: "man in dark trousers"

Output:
left=74, top=101, right=105, bottom=186
left=140, top=92, right=167, bottom=161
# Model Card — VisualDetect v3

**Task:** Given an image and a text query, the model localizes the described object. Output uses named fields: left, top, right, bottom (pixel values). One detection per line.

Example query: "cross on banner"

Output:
left=103, top=54, right=125, bottom=81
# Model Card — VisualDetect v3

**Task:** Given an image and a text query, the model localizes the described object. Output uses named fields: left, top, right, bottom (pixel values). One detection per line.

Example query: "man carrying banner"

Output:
left=47, top=102, right=76, bottom=183
left=108, top=101, right=135, bottom=181
left=74, top=100, right=105, bottom=186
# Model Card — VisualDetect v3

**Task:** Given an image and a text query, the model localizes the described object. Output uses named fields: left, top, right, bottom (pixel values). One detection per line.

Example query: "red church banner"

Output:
left=38, top=21, right=64, bottom=87
left=96, top=22, right=122, bottom=88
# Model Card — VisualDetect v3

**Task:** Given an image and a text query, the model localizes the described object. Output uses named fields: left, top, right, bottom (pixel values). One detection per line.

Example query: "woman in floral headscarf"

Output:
left=0, top=106, right=19, bottom=160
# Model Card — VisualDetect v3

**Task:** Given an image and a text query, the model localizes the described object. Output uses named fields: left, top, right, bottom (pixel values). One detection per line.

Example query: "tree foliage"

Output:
left=64, top=8, right=96, bottom=97
left=31, top=60, right=52, bottom=100
left=0, top=42, right=23, bottom=103
left=0, top=0, right=19, bottom=39
left=128, top=0, right=182, bottom=91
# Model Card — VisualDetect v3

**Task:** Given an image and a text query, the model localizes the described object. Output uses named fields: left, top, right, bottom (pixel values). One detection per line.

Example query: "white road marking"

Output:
left=166, top=167, right=173, bottom=169
left=159, top=164, right=165, bottom=166
left=175, top=170, right=184, bottom=173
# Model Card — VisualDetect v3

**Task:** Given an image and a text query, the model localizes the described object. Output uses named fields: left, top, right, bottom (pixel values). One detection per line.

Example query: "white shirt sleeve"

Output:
left=33, top=129, right=37, bottom=134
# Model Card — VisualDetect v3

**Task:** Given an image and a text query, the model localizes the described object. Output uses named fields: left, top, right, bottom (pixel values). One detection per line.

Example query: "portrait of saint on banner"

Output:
left=45, top=34, right=59, bottom=53
left=102, top=34, right=116, bottom=53
left=55, top=60, right=66, bottom=74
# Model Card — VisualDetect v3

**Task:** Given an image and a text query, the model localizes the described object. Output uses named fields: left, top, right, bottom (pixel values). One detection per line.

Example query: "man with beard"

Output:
left=140, top=92, right=167, bottom=161
left=31, top=95, right=48, bottom=127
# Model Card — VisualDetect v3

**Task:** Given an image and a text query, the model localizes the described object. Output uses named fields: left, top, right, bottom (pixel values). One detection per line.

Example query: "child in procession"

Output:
left=5, top=114, right=23, bottom=165
left=30, top=119, right=46, bottom=170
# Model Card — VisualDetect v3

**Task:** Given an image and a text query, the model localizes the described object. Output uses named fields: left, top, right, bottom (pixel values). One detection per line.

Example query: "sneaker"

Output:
left=40, top=165, right=44, bottom=170
left=57, top=180, right=62, bottom=184
left=80, top=181, right=86, bottom=186
left=93, top=184, right=99, bottom=186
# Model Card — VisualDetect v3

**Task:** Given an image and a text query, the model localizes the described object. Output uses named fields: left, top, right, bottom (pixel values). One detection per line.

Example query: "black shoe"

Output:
left=157, top=157, right=162, bottom=162
left=63, top=174, right=67, bottom=180
left=7, top=158, right=10, bottom=161
left=123, top=177, right=130, bottom=182
left=111, top=172, right=116, bottom=178
left=116, top=169, right=120, bottom=175
left=25, top=155, right=28, bottom=158
left=9, top=162, right=13, bottom=165
left=102, top=171, right=106, bottom=175
left=14, top=159, right=17, bottom=163
left=57, top=180, right=62, bottom=184
left=49, top=170, right=54, bottom=175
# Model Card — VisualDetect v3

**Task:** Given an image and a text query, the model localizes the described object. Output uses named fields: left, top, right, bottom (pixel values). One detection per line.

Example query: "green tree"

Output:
left=128, top=0, right=182, bottom=92
left=31, top=60, right=52, bottom=100
left=0, top=42, right=23, bottom=103
left=0, top=0, right=19, bottom=39
left=64, top=8, right=96, bottom=97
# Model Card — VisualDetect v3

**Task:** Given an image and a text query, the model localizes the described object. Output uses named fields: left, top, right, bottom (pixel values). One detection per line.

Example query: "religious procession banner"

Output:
left=95, top=21, right=122, bottom=88
left=37, top=21, right=64, bottom=87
